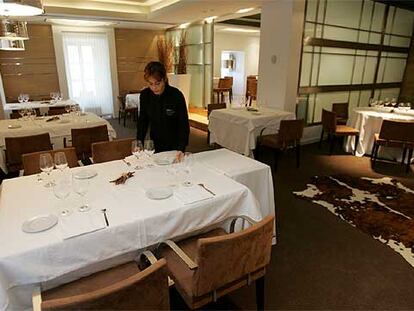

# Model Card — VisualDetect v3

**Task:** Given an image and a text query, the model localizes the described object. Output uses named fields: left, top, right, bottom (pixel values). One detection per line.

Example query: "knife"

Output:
left=198, top=183, right=216, bottom=196
left=101, top=209, right=109, bottom=227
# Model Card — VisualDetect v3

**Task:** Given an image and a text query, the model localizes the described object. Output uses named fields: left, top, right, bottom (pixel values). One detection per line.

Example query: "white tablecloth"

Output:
left=209, top=107, right=295, bottom=156
left=0, top=113, right=116, bottom=173
left=3, top=100, right=77, bottom=119
left=345, top=107, right=414, bottom=158
left=125, top=93, right=140, bottom=110
left=0, top=159, right=263, bottom=310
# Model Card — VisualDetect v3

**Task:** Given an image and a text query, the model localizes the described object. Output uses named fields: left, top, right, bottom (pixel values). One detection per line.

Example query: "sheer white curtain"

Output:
left=62, top=32, right=113, bottom=116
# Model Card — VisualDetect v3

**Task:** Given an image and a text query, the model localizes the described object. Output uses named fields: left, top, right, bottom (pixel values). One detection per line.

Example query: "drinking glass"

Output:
left=18, top=94, right=24, bottom=103
left=73, top=176, right=90, bottom=212
left=144, top=140, right=155, bottom=156
left=50, top=92, right=57, bottom=100
left=53, top=174, right=71, bottom=216
left=18, top=109, right=26, bottom=119
left=131, top=140, right=143, bottom=158
left=65, top=105, right=71, bottom=114
left=181, top=152, right=194, bottom=186
left=54, top=152, right=68, bottom=171
left=23, top=94, right=29, bottom=102
left=56, top=92, right=62, bottom=100
left=39, top=153, right=55, bottom=187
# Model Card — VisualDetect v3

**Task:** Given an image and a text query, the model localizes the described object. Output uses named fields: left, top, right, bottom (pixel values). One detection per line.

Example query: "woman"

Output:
left=137, top=61, right=190, bottom=157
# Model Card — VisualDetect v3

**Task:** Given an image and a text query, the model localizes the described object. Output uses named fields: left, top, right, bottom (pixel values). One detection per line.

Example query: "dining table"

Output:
left=0, top=112, right=116, bottom=174
left=0, top=149, right=273, bottom=310
left=208, top=107, right=295, bottom=156
left=3, top=99, right=78, bottom=119
left=344, top=107, right=414, bottom=159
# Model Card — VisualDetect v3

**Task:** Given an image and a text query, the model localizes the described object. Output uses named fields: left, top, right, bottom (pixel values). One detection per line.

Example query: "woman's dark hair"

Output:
left=144, top=61, right=167, bottom=82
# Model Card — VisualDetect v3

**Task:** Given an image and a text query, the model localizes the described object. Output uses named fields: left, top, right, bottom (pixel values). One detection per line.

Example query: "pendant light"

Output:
left=0, top=19, right=28, bottom=40
left=0, top=38, right=24, bottom=50
left=0, top=0, right=43, bottom=16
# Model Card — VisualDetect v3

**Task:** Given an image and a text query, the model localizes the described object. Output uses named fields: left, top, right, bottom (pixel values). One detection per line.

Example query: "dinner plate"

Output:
left=153, top=151, right=177, bottom=165
left=73, top=169, right=98, bottom=179
left=22, top=214, right=58, bottom=233
left=146, top=187, right=173, bottom=200
left=8, top=124, right=22, bottom=129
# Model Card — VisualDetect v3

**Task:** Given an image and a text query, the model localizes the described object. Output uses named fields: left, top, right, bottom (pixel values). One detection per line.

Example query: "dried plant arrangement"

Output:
left=177, top=30, right=187, bottom=74
left=157, top=35, right=173, bottom=73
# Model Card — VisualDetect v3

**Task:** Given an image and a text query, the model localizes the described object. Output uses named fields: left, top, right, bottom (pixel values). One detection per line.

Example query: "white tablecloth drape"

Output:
left=345, top=107, right=414, bottom=159
left=0, top=113, right=117, bottom=173
left=3, top=100, right=78, bottom=119
left=0, top=158, right=264, bottom=310
left=209, top=107, right=295, bottom=156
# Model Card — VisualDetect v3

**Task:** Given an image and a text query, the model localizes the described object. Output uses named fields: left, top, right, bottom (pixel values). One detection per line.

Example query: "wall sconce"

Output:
left=0, top=0, right=43, bottom=16
left=0, top=38, right=24, bottom=50
left=0, top=19, right=28, bottom=40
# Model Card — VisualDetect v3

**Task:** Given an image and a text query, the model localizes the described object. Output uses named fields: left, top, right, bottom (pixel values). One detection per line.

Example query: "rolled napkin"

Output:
left=110, top=171, right=135, bottom=185
left=46, top=116, right=60, bottom=122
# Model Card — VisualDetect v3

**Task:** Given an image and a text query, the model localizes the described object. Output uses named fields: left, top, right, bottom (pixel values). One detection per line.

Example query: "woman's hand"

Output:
left=175, top=151, right=184, bottom=163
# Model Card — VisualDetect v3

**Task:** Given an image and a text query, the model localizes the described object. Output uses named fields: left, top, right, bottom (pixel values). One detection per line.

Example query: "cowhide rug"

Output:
left=294, top=175, right=414, bottom=267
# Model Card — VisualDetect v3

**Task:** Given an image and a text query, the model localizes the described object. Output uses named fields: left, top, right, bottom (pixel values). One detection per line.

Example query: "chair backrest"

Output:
left=332, top=102, right=349, bottom=119
left=40, top=259, right=169, bottom=310
left=5, top=133, right=52, bottom=173
left=207, top=103, right=226, bottom=118
left=48, top=107, right=66, bottom=116
left=379, top=120, right=414, bottom=142
left=71, top=125, right=109, bottom=160
left=321, top=109, right=337, bottom=133
left=192, top=215, right=274, bottom=297
left=22, top=147, right=78, bottom=176
left=92, top=138, right=135, bottom=163
left=224, top=76, right=233, bottom=87
left=246, top=78, right=257, bottom=97
left=218, top=78, right=232, bottom=89
left=278, top=119, right=305, bottom=147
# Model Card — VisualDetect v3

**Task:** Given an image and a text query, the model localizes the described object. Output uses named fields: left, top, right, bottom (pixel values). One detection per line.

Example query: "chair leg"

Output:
left=296, top=144, right=301, bottom=168
left=372, top=143, right=379, bottom=167
left=370, top=140, right=377, bottom=160
left=123, top=112, right=127, bottom=127
left=319, top=130, right=324, bottom=149
left=118, top=110, right=121, bottom=124
left=329, top=134, right=334, bottom=155
left=256, top=276, right=265, bottom=311
left=406, top=148, right=413, bottom=173
left=249, top=97, right=252, bottom=107
left=402, top=147, right=407, bottom=165
left=353, top=135, right=359, bottom=156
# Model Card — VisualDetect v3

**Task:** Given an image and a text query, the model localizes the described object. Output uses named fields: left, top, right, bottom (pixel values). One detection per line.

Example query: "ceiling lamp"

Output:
left=0, top=19, right=28, bottom=40
left=0, top=38, right=24, bottom=50
left=0, top=0, right=43, bottom=16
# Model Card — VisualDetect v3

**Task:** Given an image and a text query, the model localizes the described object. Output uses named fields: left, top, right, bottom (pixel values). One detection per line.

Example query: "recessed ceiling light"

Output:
left=236, top=7, right=255, bottom=14
left=222, top=27, right=259, bottom=33
left=178, top=22, right=190, bottom=29
left=47, top=19, right=115, bottom=27
left=204, top=16, right=217, bottom=23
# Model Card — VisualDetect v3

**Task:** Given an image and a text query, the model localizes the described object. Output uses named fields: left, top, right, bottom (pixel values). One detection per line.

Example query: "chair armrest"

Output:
left=32, top=286, right=42, bottom=311
left=158, top=240, right=198, bottom=270
left=229, top=215, right=258, bottom=233
left=137, top=250, right=175, bottom=287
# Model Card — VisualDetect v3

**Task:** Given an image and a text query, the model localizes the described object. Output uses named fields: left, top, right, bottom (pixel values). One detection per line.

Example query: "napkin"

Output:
left=60, top=211, right=106, bottom=240
left=174, top=184, right=214, bottom=205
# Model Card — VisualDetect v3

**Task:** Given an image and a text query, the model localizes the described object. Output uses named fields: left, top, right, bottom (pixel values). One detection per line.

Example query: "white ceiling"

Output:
left=28, top=0, right=265, bottom=29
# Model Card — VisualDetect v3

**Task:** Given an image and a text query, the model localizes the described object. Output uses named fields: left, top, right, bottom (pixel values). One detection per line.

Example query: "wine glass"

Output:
left=144, top=140, right=155, bottom=156
left=65, top=105, right=71, bottom=114
left=131, top=140, right=143, bottom=158
left=57, top=92, right=62, bottom=100
left=18, top=94, right=24, bottom=103
left=53, top=173, right=72, bottom=216
left=54, top=152, right=68, bottom=171
left=73, top=175, right=90, bottom=212
left=23, top=94, right=29, bottom=103
left=181, top=152, right=194, bottom=186
left=18, top=109, right=26, bottom=119
left=39, top=153, right=55, bottom=187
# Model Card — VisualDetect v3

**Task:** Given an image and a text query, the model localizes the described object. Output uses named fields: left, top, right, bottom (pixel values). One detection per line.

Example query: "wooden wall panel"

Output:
left=400, top=36, right=414, bottom=101
left=115, top=28, right=163, bottom=95
left=0, top=24, right=59, bottom=102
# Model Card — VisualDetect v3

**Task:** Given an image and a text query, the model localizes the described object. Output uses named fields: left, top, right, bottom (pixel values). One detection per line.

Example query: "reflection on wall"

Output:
left=300, top=0, right=414, bottom=124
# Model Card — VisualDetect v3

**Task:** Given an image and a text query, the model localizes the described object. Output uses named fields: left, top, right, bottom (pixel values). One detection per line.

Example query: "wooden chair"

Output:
left=224, top=76, right=233, bottom=102
left=257, top=119, right=305, bottom=169
left=10, top=108, right=41, bottom=119
left=207, top=103, right=227, bottom=144
left=64, top=125, right=109, bottom=162
left=33, top=253, right=169, bottom=310
left=22, top=148, right=78, bottom=176
left=5, top=133, right=52, bottom=174
left=319, top=109, right=359, bottom=155
left=92, top=138, right=135, bottom=163
left=246, top=78, right=257, bottom=107
left=371, top=120, right=414, bottom=173
left=332, top=102, right=349, bottom=125
left=118, top=91, right=139, bottom=127
left=48, top=107, right=66, bottom=116
left=158, top=215, right=274, bottom=310
left=213, top=78, right=232, bottom=104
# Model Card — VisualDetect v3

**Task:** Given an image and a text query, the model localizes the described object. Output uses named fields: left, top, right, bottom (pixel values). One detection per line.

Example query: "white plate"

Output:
left=73, top=169, right=98, bottom=179
left=8, top=124, right=21, bottom=129
left=146, top=187, right=173, bottom=200
left=153, top=151, right=177, bottom=165
left=22, top=214, right=58, bottom=233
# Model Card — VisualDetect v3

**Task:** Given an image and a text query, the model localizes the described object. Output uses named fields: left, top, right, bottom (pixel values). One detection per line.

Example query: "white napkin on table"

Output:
left=174, top=185, right=214, bottom=205
left=60, top=211, right=106, bottom=240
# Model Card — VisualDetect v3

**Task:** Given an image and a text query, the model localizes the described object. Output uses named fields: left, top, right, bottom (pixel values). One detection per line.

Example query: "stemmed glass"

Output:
left=54, top=152, right=68, bottom=171
left=65, top=105, right=71, bottom=114
left=39, top=153, right=55, bottom=187
left=180, top=152, right=194, bottom=186
left=144, top=140, right=155, bottom=156
left=22, top=94, right=29, bottom=103
left=73, top=176, right=90, bottom=212
left=131, top=140, right=143, bottom=158
left=18, top=94, right=24, bottom=103
left=53, top=173, right=72, bottom=216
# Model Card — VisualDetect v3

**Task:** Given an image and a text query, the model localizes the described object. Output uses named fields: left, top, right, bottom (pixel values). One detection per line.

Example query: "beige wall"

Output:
left=115, top=28, right=163, bottom=95
left=400, top=36, right=414, bottom=101
left=0, top=24, right=60, bottom=102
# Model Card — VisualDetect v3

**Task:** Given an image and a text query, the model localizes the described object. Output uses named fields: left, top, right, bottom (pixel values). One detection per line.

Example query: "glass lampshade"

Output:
left=0, top=38, right=24, bottom=50
left=0, top=20, right=28, bottom=40
left=0, top=0, right=43, bottom=16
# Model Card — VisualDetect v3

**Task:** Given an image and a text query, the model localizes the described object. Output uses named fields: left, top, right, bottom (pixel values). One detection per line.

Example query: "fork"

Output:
left=123, top=159, right=131, bottom=166
left=198, top=183, right=216, bottom=196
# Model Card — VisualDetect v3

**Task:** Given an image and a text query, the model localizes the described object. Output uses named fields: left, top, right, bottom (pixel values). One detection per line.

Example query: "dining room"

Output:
left=1, top=0, right=414, bottom=310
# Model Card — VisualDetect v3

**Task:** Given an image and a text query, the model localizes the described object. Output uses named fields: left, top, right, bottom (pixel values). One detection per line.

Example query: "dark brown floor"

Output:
left=111, top=119, right=414, bottom=310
